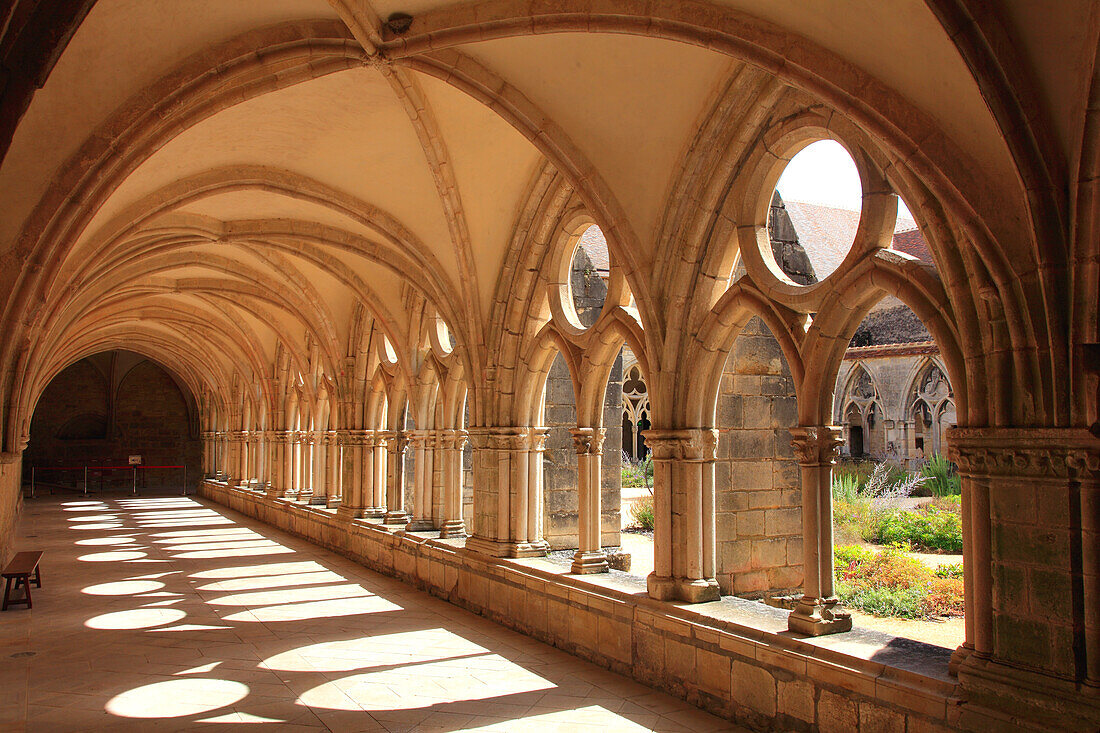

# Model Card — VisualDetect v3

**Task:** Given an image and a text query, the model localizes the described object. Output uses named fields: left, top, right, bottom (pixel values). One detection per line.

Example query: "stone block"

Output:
left=860, top=702, right=905, bottom=733
left=1028, top=567, right=1072, bottom=622
left=717, top=394, right=743, bottom=429
left=818, top=689, right=858, bottom=733
left=733, top=570, right=768, bottom=594
left=993, top=613, right=1051, bottom=669
left=738, top=510, right=765, bottom=537
left=743, top=396, right=772, bottom=425
left=730, top=659, right=776, bottom=716
left=730, top=430, right=774, bottom=459
left=728, top=461, right=773, bottom=491
left=752, top=538, right=787, bottom=568
left=778, top=678, right=815, bottom=723
left=695, top=647, right=731, bottom=697
left=766, top=564, right=803, bottom=590
left=765, top=507, right=802, bottom=536
left=990, top=482, right=1037, bottom=524
left=718, top=541, right=752, bottom=573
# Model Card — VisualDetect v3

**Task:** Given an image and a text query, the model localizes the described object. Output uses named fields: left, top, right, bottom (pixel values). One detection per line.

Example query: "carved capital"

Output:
left=341, top=429, right=374, bottom=447
left=385, top=432, right=409, bottom=454
left=947, top=427, right=1100, bottom=479
left=570, top=427, right=606, bottom=455
left=642, top=428, right=717, bottom=461
left=789, top=426, right=844, bottom=466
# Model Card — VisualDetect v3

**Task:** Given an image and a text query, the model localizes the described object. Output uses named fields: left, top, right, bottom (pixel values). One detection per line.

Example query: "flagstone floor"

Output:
left=0, top=493, right=740, bottom=732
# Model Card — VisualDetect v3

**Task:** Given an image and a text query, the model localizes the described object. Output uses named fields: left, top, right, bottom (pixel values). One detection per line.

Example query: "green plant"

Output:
left=621, top=463, right=645, bottom=488
left=935, top=563, right=964, bottom=579
left=832, top=473, right=861, bottom=504
left=871, top=503, right=962, bottom=553
left=834, top=544, right=964, bottom=619
left=630, top=494, right=654, bottom=530
left=921, top=453, right=962, bottom=497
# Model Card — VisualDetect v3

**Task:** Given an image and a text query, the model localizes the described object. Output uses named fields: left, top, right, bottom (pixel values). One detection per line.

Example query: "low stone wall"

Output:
left=201, top=481, right=958, bottom=732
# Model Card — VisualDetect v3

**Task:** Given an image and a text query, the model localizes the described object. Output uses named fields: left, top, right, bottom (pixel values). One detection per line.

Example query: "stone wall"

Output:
left=542, top=244, right=622, bottom=550
left=202, top=482, right=959, bottom=733
left=716, top=316, right=802, bottom=597
left=0, top=454, right=22, bottom=565
left=24, top=352, right=201, bottom=492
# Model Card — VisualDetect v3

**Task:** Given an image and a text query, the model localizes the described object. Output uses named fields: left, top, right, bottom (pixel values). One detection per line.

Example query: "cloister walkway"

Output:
left=0, top=493, right=737, bottom=732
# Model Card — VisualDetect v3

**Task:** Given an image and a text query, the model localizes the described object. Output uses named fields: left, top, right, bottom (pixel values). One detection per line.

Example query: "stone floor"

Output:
left=0, top=493, right=741, bottom=732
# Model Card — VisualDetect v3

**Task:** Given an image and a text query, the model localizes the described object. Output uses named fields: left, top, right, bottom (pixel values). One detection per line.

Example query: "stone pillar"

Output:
left=216, top=431, right=229, bottom=480
left=283, top=431, right=299, bottom=498
left=337, top=430, right=369, bottom=519
left=227, top=431, right=247, bottom=486
left=382, top=431, right=409, bottom=524
left=787, top=426, right=851, bottom=635
left=571, top=427, right=609, bottom=574
left=949, top=428, right=1100, bottom=730
left=406, top=430, right=435, bottom=531
left=465, top=427, right=550, bottom=558
left=439, top=429, right=468, bottom=538
left=201, top=432, right=215, bottom=478
left=298, top=432, right=314, bottom=501
left=323, top=431, right=340, bottom=507
left=644, top=429, right=721, bottom=603
left=264, top=431, right=285, bottom=497
left=247, top=433, right=261, bottom=488
left=363, top=432, right=386, bottom=517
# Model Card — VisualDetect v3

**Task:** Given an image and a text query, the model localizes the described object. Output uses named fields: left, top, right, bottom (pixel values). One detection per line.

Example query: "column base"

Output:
left=361, top=507, right=386, bottom=518
left=404, top=518, right=435, bottom=532
left=948, top=642, right=973, bottom=677
left=336, top=504, right=363, bottom=520
left=465, top=535, right=549, bottom=558
left=382, top=510, right=409, bottom=525
left=570, top=550, right=609, bottom=575
left=788, top=597, right=852, bottom=636
left=296, top=490, right=313, bottom=502
left=956, top=653, right=1100, bottom=731
left=307, top=495, right=328, bottom=506
left=646, top=574, right=721, bottom=603
left=438, top=520, right=466, bottom=539
left=325, top=496, right=341, bottom=509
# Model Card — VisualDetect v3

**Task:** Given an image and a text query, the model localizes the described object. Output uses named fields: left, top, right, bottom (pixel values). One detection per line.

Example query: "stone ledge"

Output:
left=200, top=480, right=957, bottom=730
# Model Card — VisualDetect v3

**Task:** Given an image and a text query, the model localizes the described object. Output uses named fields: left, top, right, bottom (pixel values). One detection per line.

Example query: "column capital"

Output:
left=642, top=428, right=717, bottom=461
left=570, top=427, right=606, bottom=455
left=340, top=429, right=374, bottom=446
left=947, top=427, right=1100, bottom=478
left=384, top=431, right=409, bottom=454
left=468, top=426, right=533, bottom=452
left=789, top=425, right=844, bottom=466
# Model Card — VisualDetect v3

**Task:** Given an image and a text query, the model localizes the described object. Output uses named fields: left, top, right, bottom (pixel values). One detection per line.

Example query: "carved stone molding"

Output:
left=642, top=428, right=717, bottom=461
left=789, top=426, right=844, bottom=466
left=947, top=427, right=1100, bottom=478
left=570, top=427, right=606, bottom=455
left=339, top=429, right=374, bottom=446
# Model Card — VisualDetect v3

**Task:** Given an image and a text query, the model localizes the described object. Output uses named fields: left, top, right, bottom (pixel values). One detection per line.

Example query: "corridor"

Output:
left=0, top=494, right=735, bottom=731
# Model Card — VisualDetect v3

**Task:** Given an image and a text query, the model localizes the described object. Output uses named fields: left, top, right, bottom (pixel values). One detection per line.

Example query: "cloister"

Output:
left=0, top=1, right=1097, bottom=730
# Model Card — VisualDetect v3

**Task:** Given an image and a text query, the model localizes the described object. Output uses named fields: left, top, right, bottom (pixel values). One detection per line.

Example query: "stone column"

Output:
left=406, top=430, right=434, bottom=531
left=571, top=427, right=609, bottom=574
left=949, top=428, right=1100, bottom=730
left=283, top=431, right=299, bottom=498
left=644, top=429, right=721, bottom=603
left=216, top=431, right=229, bottom=480
left=201, top=431, right=215, bottom=478
left=465, top=427, right=550, bottom=558
left=363, top=432, right=386, bottom=517
left=248, top=433, right=262, bottom=488
left=264, top=430, right=285, bottom=497
left=322, top=431, right=339, bottom=507
left=298, top=432, right=314, bottom=501
left=336, top=430, right=369, bottom=518
left=439, top=429, right=468, bottom=538
left=227, top=431, right=247, bottom=486
left=788, top=426, right=851, bottom=636
left=382, top=431, right=409, bottom=524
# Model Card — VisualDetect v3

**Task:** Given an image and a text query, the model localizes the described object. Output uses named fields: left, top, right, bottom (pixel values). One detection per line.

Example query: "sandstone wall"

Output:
left=24, top=352, right=201, bottom=493
left=716, top=316, right=802, bottom=597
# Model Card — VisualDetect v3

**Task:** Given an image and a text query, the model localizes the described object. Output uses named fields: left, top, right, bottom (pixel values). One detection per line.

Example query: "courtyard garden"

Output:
left=832, top=455, right=964, bottom=620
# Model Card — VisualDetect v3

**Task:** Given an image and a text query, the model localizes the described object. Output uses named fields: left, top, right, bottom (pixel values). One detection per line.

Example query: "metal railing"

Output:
left=28, top=464, right=188, bottom=497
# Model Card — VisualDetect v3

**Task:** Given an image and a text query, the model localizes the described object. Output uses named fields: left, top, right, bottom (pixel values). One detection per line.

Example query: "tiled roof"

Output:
left=782, top=201, right=931, bottom=279
left=577, top=225, right=610, bottom=273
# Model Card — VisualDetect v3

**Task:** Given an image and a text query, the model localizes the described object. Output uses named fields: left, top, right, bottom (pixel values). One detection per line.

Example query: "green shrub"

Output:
left=832, top=473, right=861, bottom=504
left=921, top=453, right=962, bottom=496
left=621, top=464, right=645, bottom=488
left=630, top=494, right=654, bottom=530
left=935, top=563, right=964, bottom=579
left=871, top=504, right=962, bottom=553
left=834, top=544, right=964, bottom=619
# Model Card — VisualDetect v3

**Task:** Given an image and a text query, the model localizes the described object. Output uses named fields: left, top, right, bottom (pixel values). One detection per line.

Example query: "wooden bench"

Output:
left=2, top=551, right=42, bottom=611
